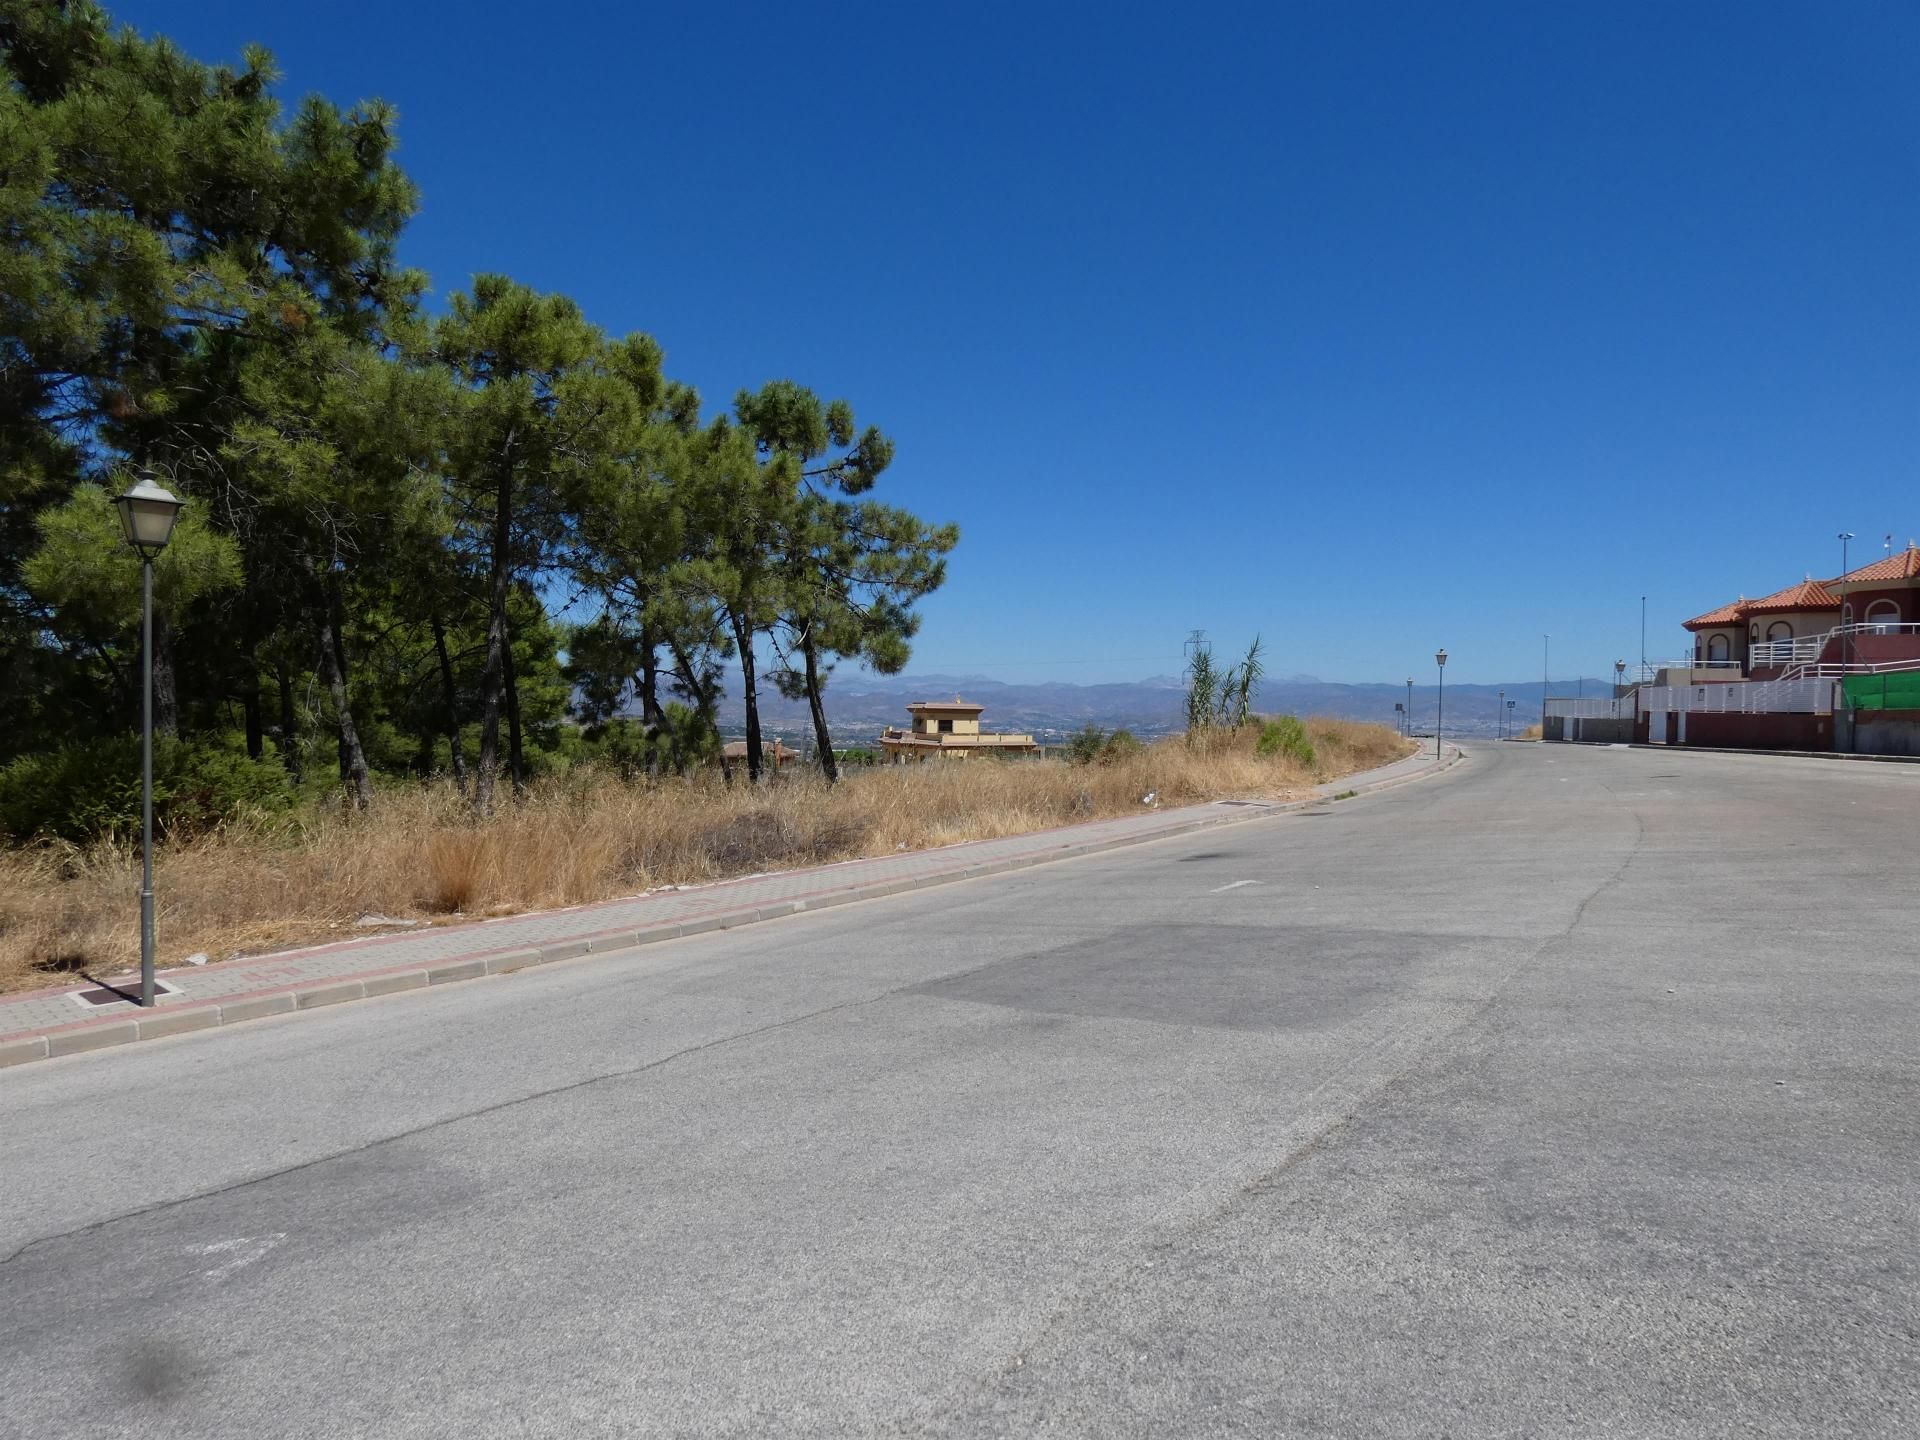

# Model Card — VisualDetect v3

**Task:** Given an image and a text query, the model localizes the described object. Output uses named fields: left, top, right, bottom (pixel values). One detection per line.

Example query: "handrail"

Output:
left=1780, top=659, right=1920, bottom=681
left=1751, top=620, right=1920, bottom=668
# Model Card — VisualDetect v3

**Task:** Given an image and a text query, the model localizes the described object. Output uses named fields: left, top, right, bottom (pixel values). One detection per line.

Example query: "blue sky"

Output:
left=119, top=2, right=1919, bottom=685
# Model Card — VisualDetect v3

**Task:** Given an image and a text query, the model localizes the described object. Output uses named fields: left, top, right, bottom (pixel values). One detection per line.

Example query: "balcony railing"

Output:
left=1750, top=621, right=1920, bottom=669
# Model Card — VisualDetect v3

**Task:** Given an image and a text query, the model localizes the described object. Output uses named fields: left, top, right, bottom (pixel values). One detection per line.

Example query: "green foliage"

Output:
left=1185, top=646, right=1219, bottom=739
left=0, top=4, right=955, bottom=825
left=24, top=483, right=241, bottom=635
left=1066, top=723, right=1109, bottom=764
left=0, top=734, right=295, bottom=842
left=1065, top=723, right=1140, bottom=765
left=1256, top=715, right=1316, bottom=766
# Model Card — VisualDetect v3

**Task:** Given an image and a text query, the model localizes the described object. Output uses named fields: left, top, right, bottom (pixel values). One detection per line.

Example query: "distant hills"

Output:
left=713, top=670, right=1617, bottom=742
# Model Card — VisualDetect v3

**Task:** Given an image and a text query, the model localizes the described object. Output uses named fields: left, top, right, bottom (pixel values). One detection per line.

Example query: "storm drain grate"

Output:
left=72, top=977, right=179, bottom=1007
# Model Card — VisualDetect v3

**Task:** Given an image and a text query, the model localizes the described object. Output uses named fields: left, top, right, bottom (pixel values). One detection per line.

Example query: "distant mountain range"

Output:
left=711, top=670, right=1616, bottom=742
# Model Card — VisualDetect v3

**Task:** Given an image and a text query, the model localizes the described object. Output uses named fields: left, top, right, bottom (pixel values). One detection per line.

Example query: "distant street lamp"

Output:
left=1434, top=649, right=1447, bottom=758
left=1839, top=531, right=1856, bottom=673
left=1405, top=677, right=1414, bottom=736
left=1497, top=689, right=1505, bottom=739
left=112, top=475, right=185, bottom=1008
left=1541, top=633, right=1550, bottom=734
left=1614, top=659, right=1626, bottom=691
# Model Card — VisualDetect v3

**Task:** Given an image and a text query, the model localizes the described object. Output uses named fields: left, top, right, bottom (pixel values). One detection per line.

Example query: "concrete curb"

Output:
left=0, top=745, right=1462, bottom=1072
left=1543, top=738, right=1920, bottom=766
left=1620, top=742, right=1920, bottom=765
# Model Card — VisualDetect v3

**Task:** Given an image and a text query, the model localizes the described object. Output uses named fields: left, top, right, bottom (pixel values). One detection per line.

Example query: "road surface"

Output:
left=2, top=742, right=1916, bottom=1437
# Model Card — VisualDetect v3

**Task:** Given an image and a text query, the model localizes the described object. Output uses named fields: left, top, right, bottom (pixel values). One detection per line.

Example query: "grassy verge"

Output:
left=0, top=718, right=1411, bottom=995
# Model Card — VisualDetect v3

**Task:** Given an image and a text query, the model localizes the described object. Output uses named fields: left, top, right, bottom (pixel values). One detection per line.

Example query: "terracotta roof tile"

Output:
left=1682, top=600, right=1744, bottom=630
left=1836, top=544, right=1920, bottom=586
left=1740, top=578, right=1840, bottom=614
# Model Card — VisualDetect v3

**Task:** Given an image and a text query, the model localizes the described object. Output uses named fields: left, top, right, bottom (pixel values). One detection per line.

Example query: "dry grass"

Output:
left=0, top=718, right=1410, bottom=995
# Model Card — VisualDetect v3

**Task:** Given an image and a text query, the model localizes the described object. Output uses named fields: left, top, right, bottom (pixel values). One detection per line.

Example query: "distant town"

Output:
left=705, top=668, right=1609, bottom=749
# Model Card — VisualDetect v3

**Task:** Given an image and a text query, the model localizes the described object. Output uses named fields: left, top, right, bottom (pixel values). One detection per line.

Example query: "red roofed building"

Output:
left=1675, top=543, right=1920, bottom=680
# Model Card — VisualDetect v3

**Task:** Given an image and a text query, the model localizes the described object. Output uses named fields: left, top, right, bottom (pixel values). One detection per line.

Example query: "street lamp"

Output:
left=1839, top=531, right=1856, bottom=673
left=1497, top=689, right=1505, bottom=739
left=1541, top=633, right=1550, bottom=734
left=1405, top=677, right=1414, bottom=736
left=1434, top=648, right=1447, bottom=758
left=111, top=475, right=184, bottom=1008
left=1614, top=659, right=1626, bottom=691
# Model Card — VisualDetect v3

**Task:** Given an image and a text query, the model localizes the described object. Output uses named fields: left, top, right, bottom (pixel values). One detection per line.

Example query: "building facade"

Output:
left=879, top=700, right=1040, bottom=763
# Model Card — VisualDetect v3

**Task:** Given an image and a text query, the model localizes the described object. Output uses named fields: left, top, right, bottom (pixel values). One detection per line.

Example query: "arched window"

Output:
left=1707, top=634, right=1730, bottom=663
left=1865, top=599, right=1900, bottom=631
left=1766, top=621, right=1793, bottom=643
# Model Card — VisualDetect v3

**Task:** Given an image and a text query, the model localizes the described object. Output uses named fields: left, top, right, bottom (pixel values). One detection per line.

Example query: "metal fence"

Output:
left=1638, top=679, right=1836, bottom=716
left=1544, top=698, right=1631, bottom=720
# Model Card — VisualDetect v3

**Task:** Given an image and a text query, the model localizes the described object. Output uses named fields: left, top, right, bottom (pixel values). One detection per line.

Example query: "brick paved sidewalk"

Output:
left=0, top=745, right=1457, bottom=1068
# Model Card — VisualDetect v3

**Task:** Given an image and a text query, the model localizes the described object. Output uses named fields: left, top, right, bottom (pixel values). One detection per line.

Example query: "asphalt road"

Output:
left=2, top=742, right=1916, bottom=1438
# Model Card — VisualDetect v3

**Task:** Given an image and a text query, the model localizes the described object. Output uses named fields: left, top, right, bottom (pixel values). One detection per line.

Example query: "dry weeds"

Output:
left=0, top=718, right=1410, bottom=994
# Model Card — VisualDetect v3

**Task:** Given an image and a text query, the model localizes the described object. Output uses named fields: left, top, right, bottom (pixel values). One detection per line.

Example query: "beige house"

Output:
left=879, top=699, right=1039, bottom=763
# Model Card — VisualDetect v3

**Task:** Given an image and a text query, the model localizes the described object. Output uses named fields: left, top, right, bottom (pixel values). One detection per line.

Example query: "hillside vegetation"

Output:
left=0, top=719, right=1410, bottom=994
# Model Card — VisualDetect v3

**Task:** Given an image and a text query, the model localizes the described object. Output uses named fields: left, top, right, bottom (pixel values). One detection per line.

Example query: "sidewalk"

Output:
left=0, top=744, right=1459, bottom=1068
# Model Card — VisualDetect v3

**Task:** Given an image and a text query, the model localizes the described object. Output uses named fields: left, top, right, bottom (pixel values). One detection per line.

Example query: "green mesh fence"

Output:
left=1843, top=671, right=1920, bottom=712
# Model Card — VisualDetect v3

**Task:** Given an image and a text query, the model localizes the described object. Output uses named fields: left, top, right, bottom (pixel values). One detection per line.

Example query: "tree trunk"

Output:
left=639, top=624, right=665, bottom=779
left=319, top=591, right=372, bottom=810
left=240, top=567, right=264, bottom=760
left=666, top=635, right=717, bottom=776
left=431, top=611, right=468, bottom=793
left=802, top=635, right=838, bottom=784
left=503, top=625, right=526, bottom=796
left=275, top=664, right=302, bottom=783
left=241, top=665, right=264, bottom=760
left=474, top=461, right=514, bottom=816
left=729, top=611, right=764, bottom=782
left=152, top=610, right=178, bottom=739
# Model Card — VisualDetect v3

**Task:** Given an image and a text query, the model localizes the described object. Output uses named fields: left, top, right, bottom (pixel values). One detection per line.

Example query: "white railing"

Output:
left=1545, top=698, right=1630, bottom=720
left=1639, top=679, right=1837, bottom=715
left=1750, top=621, right=1920, bottom=669
left=1782, top=659, right=1920, bottom=681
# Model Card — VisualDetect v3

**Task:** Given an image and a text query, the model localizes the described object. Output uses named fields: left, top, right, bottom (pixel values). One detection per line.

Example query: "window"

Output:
left=1865, top=599, right=1900, bottom=631
left=938, top=717, right=954, bottom=734
left=1707, top=634, right=1730, bottom=663
left=1766, top=621, right=1792, bottom=643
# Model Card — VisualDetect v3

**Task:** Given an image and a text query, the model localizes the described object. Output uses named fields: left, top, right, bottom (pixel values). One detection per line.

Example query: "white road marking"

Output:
left=197, top=1233, right=287, bottom=1281
left=1209, top=880, right=1261, bottom=893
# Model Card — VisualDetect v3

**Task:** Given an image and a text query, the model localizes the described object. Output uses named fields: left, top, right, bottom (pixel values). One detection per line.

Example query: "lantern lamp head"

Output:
left=112, top=477, right=184, bottom=554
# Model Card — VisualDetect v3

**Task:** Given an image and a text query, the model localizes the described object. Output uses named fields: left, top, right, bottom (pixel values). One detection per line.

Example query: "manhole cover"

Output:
left=73, top=977, right=179, bottom=1007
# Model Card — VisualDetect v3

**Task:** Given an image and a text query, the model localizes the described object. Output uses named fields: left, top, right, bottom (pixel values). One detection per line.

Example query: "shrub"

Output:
left=1065, top=723, right=1110, bottom=764
left=1100, top=728, right=1142, bottom=762
left=0, top=735, right=296, bottom=842
left=1256, top=715, right=1316, bottom=766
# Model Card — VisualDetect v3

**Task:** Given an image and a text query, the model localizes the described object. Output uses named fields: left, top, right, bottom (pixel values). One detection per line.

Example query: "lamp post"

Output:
left=1497, top=689, right=1505, bottom=739
left=1541, top=633, right=1550, bottom=734
left=1614, top=659, right=1626, bottom=692
left=1839, top=531, right=1855, bottom=673
left=112, top=476, right=185, bottom=1008
left=1434, top=648, right=1447, bottom=758
left=1405, top=677, right=1414, bottom=736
